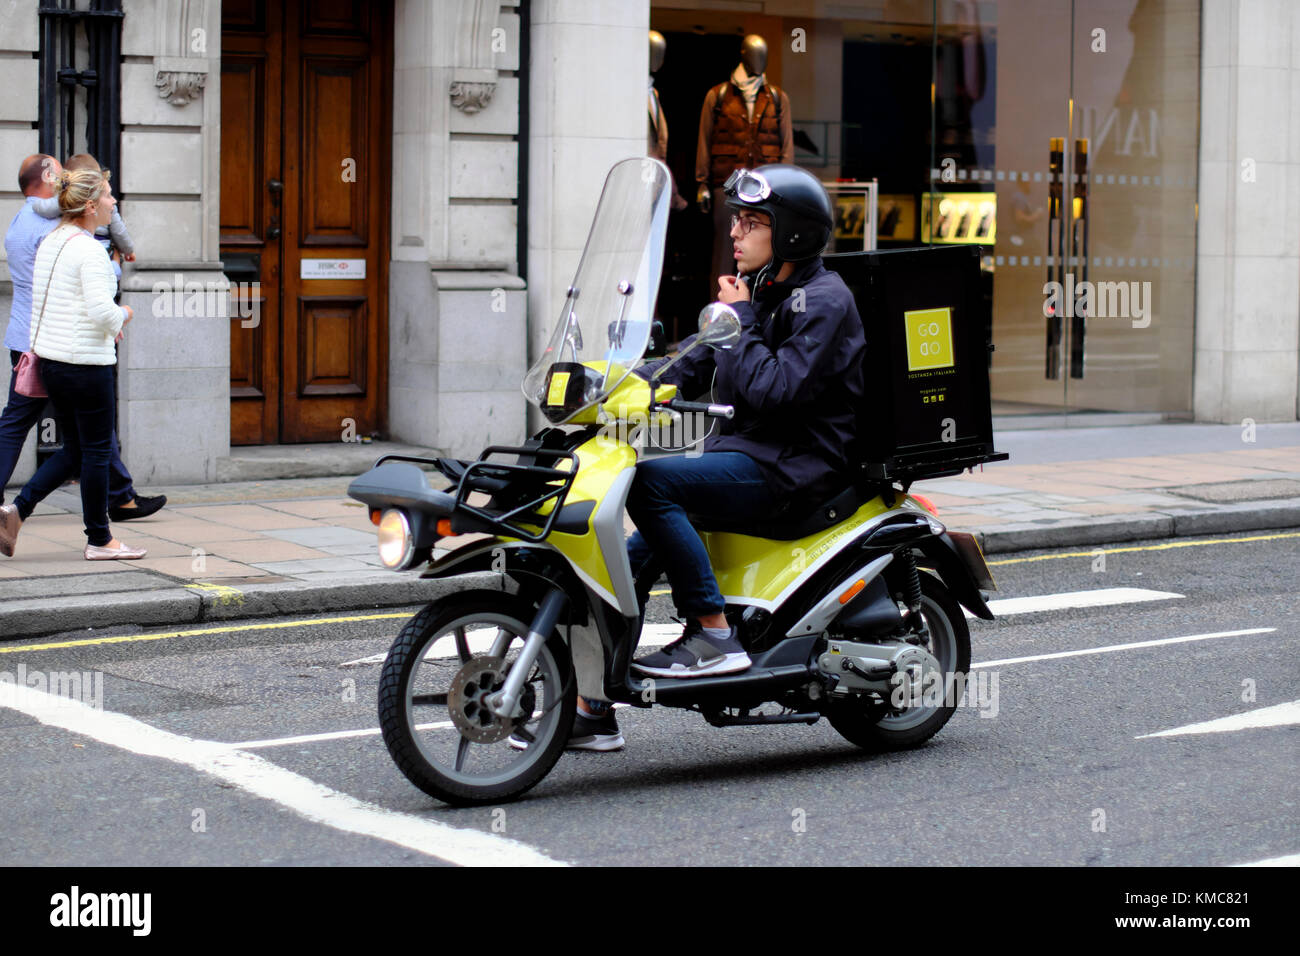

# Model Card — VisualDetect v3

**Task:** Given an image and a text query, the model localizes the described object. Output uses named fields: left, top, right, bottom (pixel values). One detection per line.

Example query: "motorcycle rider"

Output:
left=561, top=164, right=867, bottom=751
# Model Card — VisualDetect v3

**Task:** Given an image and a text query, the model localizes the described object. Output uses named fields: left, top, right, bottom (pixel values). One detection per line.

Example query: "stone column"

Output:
left=527, top=1, right=648, bottom=427
left=1194, top=0, right=1300, bottom=423
left=389, top=0, right=526, bottom=457
left=115, top=0, right=229, bottom=483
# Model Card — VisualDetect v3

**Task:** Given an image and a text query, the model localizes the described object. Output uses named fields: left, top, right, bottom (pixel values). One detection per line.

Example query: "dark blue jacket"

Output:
left=637, top=258, right=866, bottom=507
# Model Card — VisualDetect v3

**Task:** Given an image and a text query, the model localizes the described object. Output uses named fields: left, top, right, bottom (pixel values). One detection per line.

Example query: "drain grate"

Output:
left=1162, top=478, right=1300, bottom=503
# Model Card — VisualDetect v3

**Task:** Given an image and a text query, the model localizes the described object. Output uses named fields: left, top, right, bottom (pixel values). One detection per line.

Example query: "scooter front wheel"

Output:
left=828, top=572, right=972, bottom=751
left=377, top=590, right=577, bottom=806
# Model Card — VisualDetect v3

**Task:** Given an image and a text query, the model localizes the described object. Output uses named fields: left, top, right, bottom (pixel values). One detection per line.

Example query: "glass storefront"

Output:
left=649, top=0, right=1200, bottom=419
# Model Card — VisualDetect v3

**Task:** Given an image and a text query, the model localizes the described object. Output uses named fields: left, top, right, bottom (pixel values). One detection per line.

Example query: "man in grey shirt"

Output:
left=0, top=154, right=164, bottom=524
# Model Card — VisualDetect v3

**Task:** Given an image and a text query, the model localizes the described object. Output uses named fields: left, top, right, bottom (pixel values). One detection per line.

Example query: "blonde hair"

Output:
left=55, top=168, right=109, bottom=220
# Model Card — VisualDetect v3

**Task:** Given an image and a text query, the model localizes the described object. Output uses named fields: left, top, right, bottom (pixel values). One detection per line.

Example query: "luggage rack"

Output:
left=861, top=448, right=1009, bottom=485
left=375, top=445, right=578, bottom=543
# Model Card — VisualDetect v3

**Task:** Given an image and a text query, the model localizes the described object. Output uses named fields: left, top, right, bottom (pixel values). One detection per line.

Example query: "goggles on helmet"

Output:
left=723, top=168, right=772, bottom=203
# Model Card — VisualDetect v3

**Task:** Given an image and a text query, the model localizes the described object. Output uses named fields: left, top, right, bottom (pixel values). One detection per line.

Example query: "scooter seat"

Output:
left=690, top=484, right=866, bottom=541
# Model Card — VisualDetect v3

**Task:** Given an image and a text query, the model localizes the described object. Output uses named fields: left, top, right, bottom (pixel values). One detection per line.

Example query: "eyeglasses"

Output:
left=724, top=168, right=772, bottom=202
left=730, top=214, right=769, bottom=236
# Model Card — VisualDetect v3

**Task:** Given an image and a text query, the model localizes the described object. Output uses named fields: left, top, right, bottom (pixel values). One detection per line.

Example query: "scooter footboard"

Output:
left=632, top=664, right=817, bottom=707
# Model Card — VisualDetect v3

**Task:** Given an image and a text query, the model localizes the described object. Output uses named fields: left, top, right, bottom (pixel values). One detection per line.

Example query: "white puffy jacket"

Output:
left=29, top=223, right=127, bottom=366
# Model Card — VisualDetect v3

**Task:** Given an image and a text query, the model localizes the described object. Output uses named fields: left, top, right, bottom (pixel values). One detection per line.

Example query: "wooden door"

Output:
left=220, top=0, right=391, bottom=445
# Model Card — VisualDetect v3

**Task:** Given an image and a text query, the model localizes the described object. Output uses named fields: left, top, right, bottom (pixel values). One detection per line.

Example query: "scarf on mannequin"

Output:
left=730, top=63, right=765, bottom=123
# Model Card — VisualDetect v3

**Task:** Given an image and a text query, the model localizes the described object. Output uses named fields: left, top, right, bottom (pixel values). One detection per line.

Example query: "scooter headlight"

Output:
left=376, top=509, right=415, bottom=569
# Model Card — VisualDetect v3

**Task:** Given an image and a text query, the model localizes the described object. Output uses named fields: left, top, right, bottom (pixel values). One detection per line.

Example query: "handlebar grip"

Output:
left=665, top=399, right=735, bottom=420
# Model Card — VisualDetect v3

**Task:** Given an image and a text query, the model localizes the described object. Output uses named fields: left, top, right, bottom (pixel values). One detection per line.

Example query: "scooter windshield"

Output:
left=522, top=158, right=671, bottom=423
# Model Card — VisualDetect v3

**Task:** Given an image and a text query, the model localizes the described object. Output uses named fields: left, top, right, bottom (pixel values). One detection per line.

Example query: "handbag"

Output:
left=14, top=228, right=80, bottom=399
left=12, top=351, right=44, bottom=398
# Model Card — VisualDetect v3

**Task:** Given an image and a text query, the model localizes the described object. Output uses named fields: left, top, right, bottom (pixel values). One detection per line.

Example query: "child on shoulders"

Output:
left=32, top=152, right=134, bottom=264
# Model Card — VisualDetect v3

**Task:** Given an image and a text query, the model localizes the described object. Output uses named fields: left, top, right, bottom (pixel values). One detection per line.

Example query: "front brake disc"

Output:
left=446, top=657, right=514, bottom=743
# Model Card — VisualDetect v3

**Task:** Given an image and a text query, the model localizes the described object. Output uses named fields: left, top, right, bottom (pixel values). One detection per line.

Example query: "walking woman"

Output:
left=0, top=167, right=145, bottom=560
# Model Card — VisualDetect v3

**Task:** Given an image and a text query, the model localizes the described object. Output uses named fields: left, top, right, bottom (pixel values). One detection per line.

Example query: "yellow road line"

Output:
left=653, top=532, right=1298, bottom=578
left=5, top=531, right=1294, bottom=653
left=987, top=530, right=1300, bottom=566
left=0, top=611, right=413, bottom=655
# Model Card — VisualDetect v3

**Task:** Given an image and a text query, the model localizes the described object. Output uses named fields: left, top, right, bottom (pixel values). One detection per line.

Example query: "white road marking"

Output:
left=972, top=587, right=1183, bottom=618
left=287, top=627, right=1281, bottom=749
left=1136, top=700, right=1300, bottom=739
left=340, top=625, right=508, bottom=667
left=340, top=623, right=685, bottom=667
left=341, top=652, right=388, bottom=667
left=234, top=722, right=451, bottom=749
left=640, top=623, right=685, bottom=644
left=972, top=628, right=1275, bottom=668
left=1234, top=852, right=1300, bottom=867
left=0, top=682, right=565, bottom=867
left=339, top=590, right=1183, bottom=666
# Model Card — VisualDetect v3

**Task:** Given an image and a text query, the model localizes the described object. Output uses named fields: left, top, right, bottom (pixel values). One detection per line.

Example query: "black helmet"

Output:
left=723, top=164, right=833, bottom=264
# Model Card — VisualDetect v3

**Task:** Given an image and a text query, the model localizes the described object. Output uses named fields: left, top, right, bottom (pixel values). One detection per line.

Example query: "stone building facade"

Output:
left=0, top=0, right=1296, bottom=492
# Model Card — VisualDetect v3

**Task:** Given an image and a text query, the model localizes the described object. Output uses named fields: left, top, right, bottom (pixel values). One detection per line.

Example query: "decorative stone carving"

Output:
left=155, top=70, right=207, bottom=106
left=153, top=0, right=211, bottom=108
left=449, top=80, right=496, bottom=114
left=447, top=0, right=501, bottom=114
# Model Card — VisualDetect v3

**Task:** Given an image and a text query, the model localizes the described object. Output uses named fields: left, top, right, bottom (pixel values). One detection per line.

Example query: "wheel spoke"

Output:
left=386, top=604, right=571, bottom=796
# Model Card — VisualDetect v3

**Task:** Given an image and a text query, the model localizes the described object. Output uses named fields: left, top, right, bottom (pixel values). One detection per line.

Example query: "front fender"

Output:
left=420, top=538, right=591, bottom=624
left=419, top=536, right=524, bottom=579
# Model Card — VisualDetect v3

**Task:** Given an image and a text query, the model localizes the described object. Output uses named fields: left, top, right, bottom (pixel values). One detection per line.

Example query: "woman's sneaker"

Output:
left=631, top=624, right=751, bottom=679
left=508, top=709, right=624, bottom=752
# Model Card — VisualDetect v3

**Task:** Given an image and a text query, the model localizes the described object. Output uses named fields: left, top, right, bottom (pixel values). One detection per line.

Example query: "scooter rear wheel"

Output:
left=377, top=590, right=577, bottom=806
left=828, top=571, right=972, bottom=751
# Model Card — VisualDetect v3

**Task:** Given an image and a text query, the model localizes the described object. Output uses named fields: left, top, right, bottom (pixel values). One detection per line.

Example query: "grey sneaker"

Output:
left=508, top=709, right=624, bottom=752
left=631, top=624, right=751, bottom=679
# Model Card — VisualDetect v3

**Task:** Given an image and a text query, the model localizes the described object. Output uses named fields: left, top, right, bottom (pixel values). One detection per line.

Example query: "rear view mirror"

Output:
left=650, top=303, right=743, bottom=383
left=696, top=302, right=742, bottom=349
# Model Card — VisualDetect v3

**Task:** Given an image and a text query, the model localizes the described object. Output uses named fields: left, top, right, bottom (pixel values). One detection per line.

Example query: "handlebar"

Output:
left=657, top=398, right=735, bottom=420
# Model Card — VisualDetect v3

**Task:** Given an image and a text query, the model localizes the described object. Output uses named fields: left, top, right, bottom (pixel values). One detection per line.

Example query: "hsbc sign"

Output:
left=301, top=258, right=367, bottom=279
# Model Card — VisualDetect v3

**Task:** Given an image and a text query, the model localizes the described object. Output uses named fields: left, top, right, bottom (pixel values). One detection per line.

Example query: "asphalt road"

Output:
left=1, top=528, right=1296, bottom=867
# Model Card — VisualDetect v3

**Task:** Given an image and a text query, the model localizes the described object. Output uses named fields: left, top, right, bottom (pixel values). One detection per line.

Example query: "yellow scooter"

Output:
left=348, top=159, right=999, bottom=806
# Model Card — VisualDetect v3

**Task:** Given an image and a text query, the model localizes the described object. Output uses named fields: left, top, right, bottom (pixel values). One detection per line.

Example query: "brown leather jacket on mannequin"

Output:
left=695, top=80, right=794, bottom=190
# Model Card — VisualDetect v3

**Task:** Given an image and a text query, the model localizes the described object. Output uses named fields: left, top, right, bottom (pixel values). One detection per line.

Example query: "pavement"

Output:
left=2, top=422, right=1298, bottom=639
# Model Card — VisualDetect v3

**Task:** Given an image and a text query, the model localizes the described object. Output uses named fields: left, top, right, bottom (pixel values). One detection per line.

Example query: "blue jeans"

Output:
left=625, top=452, right=780, bottom=619
left=1, top=349, right=134, bottom=507
left=12, top=360, right=117, bottom=547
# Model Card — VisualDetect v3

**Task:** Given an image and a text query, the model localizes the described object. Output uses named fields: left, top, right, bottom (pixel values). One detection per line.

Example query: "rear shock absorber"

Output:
left=898, top=549, right=922, bottom=616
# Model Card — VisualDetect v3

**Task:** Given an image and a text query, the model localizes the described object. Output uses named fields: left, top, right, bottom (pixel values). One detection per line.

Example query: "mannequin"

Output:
left=695, top=34, right=794, bottom=282
left=648, top=30, right=687, bottom=211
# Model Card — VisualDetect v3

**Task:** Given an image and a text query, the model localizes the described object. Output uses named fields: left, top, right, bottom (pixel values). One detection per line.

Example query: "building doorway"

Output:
left=219, top=0, right=392, bottom=445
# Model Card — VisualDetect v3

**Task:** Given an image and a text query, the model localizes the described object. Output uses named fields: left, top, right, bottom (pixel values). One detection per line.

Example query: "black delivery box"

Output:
left=824, top=244, right=1007, bottom=483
